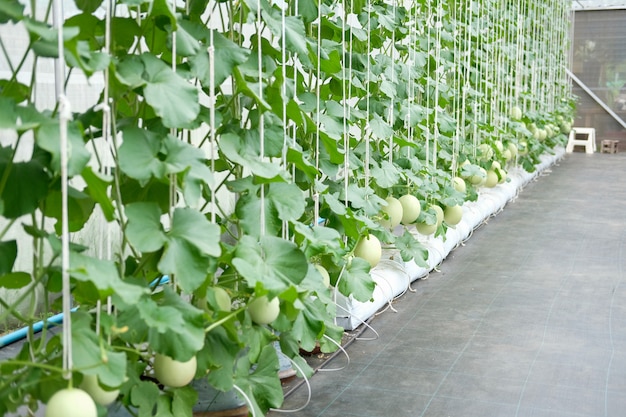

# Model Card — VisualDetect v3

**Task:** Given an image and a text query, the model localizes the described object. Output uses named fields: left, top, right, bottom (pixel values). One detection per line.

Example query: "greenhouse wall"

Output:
left=571, top=8, right=626, bottom=146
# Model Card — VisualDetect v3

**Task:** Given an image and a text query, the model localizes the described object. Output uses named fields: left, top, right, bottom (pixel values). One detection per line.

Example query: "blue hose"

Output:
left=0, top=276, right=170, bottom=348
left=0, top=310, right=69, bottom=348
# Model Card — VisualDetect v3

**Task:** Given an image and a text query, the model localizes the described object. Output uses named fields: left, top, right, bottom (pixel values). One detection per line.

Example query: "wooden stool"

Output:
left=601, top=140, right=619, bottom=154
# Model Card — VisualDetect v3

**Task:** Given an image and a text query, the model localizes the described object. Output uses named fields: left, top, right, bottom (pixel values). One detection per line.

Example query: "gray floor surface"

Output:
left=272, top=152, right=626, bottom=417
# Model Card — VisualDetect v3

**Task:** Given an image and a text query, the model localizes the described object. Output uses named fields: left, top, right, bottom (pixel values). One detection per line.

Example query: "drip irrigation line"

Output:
left=278, top=314, right=373, bottom=401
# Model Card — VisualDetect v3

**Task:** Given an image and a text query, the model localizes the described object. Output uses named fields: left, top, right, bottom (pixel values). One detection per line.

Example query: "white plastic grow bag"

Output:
left=335, top=147, right=565, bottom=330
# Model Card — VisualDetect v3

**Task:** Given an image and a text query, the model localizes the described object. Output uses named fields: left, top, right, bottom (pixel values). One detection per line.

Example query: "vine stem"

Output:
left=204, top=306, right=246, bottom=334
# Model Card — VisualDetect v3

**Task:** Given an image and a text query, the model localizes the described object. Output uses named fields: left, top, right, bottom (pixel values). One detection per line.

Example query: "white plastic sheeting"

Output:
left=335, top=147, right=566, bottom=330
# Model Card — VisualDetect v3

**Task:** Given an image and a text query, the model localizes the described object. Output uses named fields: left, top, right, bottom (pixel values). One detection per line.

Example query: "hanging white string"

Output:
left=452, top=4, right=460, bottom=177
left=94, top=0, right=114, bottom=337
left=425, top=2, right=431, bottom=168
left=406, top=4, right=417, bottom=168
left=433, top=3, right=442, bottom=172
left=60, top=95, right=72, bottom=378
left=387, top=0, right=396, bottom=164
left=209, top=28, right=217, bottom=224
left=313, top=0, right=322, bottom=227
left=53, top=0, right=72, bottom=378
left=281, top=0, right=289, bottom=240
left=460, top=0, right=473, bottom=175
left=364, top=1, right=371, bottom=190
left=257, top=0, right=266, bottom=238
left=341, top=0, right=349, bottom=212
left=168, top=0, right=178, bottom=288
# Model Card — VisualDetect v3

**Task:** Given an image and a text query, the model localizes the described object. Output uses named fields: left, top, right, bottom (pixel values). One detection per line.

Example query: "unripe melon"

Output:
left=398, top=194, right=421, bottom=225
left=444, top=205, right=463, bottom=226
left=380, top=197, right=403, bottom=229
left=354, top=234, right=382, bottom=268
left=484, top=170, right=498, bottom=188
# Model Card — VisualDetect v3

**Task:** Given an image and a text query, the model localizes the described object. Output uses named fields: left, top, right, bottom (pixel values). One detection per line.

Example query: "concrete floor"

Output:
left=273, top=152, right=626, bottom=417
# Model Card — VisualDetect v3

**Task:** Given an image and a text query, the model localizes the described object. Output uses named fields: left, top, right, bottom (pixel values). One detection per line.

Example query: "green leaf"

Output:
left=0, top=147, right=49, bottom=219
left=171, top=386, right=197, bottom=417
left=131, top=381, right=161, bottom=417
left=338, top=257, right=375, bottom=302
left=290, top=296, right=328, bottom=351
left=394, top=230, right=428, bottom=266
left=125, top=202, right=167, bottom=253
left=161, top=135, right=215, bottom=207
left=138, top=298, right=185, bottom=333
left=118, top=127, right=166, bottom=181
left=65, top=39, right=110, bottom=76
left=43, top=186, right=95, bottom=234
left=343, top=183, right=386, bottom=217
left=189, top=29, right=250, bottom=87
left=293, top=224, right=343, bottom=259
left=36, top=121, right=91, bottom=177
left=235, top=182, right=305, bottom=238
left=263, top=11, right=309, bottom=57
left=70, top=252, right=147, bottom=304
left=172, top=20, right=201, bottom=57
left=0, top=97, right=17, bottom=128
left=201, top=327, right=240, bottom=391
left=369, top=113, right=394, bottom=139
left=72, top=311, right=127, bottom=387
left=266, top=183, right=306, bottom=222
left=118, top=177, right=171, bottom=214
left=140, top=54, right=200, bottom=128
left=370, top=160, right=400, bottom=189
left=0, top=240, right=17, bottom=275
left=158, top=208, right=221, bottom=293
left=0, top=272, right=30, bottom=289
left=232, top=235, right=308, bottom=294
left=0, top=0, right=25, bottom=23
left=169, top=207, right=221, bottom=257
left=150, top=0, right=176, bottom=30
left=234, top=344, right=282, bottom=415
left=0, top=80, right=30, bottom=103
left=148, top=287, right=206, bottom=360
left=81, top=166, right=115, bottom=222
left=294, top=0, right=318, bottom=24
left=218, top=133, right=283, bottom=180
left=115, top=55, right=146, bottom=89
left=73, top=0, right=102, bottom=13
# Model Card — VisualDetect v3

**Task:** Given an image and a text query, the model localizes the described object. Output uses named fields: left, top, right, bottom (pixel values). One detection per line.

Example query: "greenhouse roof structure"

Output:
left=572, top=0, right=626, bottom=10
